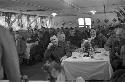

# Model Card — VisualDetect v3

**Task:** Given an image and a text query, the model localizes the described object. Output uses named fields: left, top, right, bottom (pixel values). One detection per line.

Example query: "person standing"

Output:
left=0, top=25, right=21, bottom=82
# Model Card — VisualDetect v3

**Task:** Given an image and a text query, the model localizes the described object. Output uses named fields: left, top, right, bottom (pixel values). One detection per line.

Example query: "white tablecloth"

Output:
left=62, top=48, right=113, bottom=80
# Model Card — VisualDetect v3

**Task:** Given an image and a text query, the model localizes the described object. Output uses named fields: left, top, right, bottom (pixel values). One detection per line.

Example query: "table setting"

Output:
left=62, top=48, right=109, bottom=62
left=61, top=48, right=113, bottom=81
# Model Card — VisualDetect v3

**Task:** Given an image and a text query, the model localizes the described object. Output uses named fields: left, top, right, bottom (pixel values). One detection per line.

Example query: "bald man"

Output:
left=104, top=27, right=125, bottom=71
left=0, top=25, right=21, bottom=82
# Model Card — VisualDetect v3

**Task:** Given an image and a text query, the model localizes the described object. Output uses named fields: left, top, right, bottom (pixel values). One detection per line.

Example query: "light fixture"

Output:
left=90, top=10, right=96, bottom=15
left=51, top=13, right=57, bottom=17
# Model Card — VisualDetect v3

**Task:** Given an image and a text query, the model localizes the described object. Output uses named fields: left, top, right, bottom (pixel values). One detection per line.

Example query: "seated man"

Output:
left=43, top=35, right=71, bottom=80
left=57, top=32, right=77, bottom=53
left=44, top=35, right=71, bottom=63
left=104, top=28, right=125, bottom=71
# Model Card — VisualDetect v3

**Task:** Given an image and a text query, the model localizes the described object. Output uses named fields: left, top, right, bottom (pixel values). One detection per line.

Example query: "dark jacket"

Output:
left=44, top=41, right=71, bottom=63
left=91, top=33, right=107, bottom=48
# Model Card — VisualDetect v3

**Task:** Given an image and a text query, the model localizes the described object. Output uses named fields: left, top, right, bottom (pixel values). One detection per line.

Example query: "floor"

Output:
left=21, top=62, right=48, bottom=81
left=21, top=62, right=110, bottom=82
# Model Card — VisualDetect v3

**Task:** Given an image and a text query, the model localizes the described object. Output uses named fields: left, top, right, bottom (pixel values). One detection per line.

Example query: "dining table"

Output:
left=62, top=48, right=113, bottom=81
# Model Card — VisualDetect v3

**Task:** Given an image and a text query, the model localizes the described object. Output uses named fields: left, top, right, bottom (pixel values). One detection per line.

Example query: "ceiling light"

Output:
left=51, top=13, right=57, bottom=17
left=90, top=10, right=96, bottom=14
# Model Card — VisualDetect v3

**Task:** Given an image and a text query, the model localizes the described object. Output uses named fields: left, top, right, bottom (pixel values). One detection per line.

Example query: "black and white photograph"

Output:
left=0, top=0, right=125, bottom=82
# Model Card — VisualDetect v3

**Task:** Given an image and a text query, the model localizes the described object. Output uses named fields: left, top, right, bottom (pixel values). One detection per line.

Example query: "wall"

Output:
left=50, top=13, right=119, bottom=29
left=91, top=13, right=119, bottom=27
left=50, top=16, right=79, bottom=28
left=0, top=13, right=120, bottom=30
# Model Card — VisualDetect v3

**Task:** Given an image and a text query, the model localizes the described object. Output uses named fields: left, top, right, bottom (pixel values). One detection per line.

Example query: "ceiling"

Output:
left=0, top=0, right=125, bottom=16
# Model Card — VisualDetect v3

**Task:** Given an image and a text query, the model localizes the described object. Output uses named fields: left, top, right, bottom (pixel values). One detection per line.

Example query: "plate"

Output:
left=82, top=57, right=91, bottom=60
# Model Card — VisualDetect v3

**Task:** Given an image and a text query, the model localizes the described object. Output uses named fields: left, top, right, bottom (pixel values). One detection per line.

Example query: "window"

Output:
left=85, top=18, right=91, bottom=28
left=78, top=18, right=91, bottom=28
left=78, top=18, right=84, bottom=27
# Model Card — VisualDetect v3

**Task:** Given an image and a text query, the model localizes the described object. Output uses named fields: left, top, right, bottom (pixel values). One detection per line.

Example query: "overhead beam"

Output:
left=28, top=15, right=39, bottom=27
left=9, top=13, right=22, bottom=27
left=119, top=7, right=125, bottom=14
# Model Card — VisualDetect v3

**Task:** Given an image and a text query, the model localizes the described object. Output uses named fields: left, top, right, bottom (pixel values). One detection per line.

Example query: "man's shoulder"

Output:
left=0, top=25, right=11, bottom=35
left=0, top=26, right=12, bottom=39
left=0, top=25, right=8, bottom=32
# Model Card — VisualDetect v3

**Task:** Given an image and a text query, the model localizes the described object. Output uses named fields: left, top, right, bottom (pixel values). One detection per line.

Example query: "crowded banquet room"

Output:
left=1, top=0, right=125, bottom=82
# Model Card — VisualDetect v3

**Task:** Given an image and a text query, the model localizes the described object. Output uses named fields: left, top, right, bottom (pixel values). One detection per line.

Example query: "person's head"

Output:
left=115, top=28, right=125, bottom=40
left=50, top=35, right=58, bottom=45
left=70, top=29, right=75, bottom=36
left=57, top=33, right=65, bottom=42
left=78, top=27, right=84, bottom=32
left=90, top=29, right=96, bottom=38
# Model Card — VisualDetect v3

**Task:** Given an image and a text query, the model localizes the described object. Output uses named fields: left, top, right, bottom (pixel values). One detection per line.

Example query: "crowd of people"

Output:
left=0, top=23, right=125, bottom=82
left=13, top=25, right=108, bottom=64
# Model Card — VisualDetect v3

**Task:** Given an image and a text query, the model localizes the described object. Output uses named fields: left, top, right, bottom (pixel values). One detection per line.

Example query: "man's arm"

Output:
left=1, top=30, right=21, bottom=82
left=100, top=33, right=107, bottom=43
left=44, top=45, right=54, bottom=63
left=104, top=36, right=113, bottom=51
